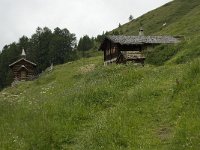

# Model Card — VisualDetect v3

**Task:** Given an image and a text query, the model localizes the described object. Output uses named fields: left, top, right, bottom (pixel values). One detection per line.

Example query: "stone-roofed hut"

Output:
left=9, top=49, right=37, bottom=81
left=99, top=28, right=180, bottom=65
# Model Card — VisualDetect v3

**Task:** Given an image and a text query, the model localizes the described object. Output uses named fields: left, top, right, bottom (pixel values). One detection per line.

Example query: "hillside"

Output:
left=114, top=0, right=200, bottom=36
left=113, top=0, right=200, bottom=65
left=0, top=0, right=200, bottom=149
left=0, top=56, right=199, bottom=149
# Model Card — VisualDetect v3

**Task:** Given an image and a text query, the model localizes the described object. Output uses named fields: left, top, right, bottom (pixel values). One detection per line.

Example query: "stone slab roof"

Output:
left=107, top=35, right=180, bottom=45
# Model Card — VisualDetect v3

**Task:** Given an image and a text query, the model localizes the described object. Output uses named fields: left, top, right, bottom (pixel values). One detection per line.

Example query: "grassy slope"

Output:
left=114, top=0, right=200, bottom=36
left=0, top=0, right=200, bottom=149
left=0, top=57, right=199, bottom=149
left=113, top=0, right=200, bottom=64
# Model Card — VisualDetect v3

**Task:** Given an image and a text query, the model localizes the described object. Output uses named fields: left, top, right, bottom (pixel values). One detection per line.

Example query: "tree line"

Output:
left=0, top=27, right=105, bottom=90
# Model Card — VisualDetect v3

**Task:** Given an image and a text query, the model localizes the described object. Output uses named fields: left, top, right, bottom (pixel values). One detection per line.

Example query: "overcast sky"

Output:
left=0, top=0, right=171, bottom=51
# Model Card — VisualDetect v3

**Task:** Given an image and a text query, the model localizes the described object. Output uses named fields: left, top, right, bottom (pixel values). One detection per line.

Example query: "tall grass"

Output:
left=0, top=56, right=199, bottom=149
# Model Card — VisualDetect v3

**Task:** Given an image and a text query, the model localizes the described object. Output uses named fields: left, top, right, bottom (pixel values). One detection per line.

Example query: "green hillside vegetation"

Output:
left=0, top=57, right=199, bottom=149
left=113, top=0, right=200, bottom=65
left=0, top=0, right=200, bottom=149
left=115, top=0, right=200, bottom=36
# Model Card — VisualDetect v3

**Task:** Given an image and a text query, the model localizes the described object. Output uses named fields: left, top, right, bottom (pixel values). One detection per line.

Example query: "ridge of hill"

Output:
left=114, top=0, right=200, bottom=36
left=112, top=0, right=200, bottom=65
left=0, top=0, right=200, bottom=149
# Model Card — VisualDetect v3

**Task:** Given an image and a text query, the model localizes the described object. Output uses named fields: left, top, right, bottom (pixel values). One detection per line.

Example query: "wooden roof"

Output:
left=9, top=58, right=37, bottom=67
left=99, top=35, right=180, bottom=50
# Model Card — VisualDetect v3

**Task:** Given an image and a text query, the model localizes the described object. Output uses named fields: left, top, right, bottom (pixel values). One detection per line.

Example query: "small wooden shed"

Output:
left=9, top=49, right=37, bottom=81
left=99, top=31, right=180, bottom=65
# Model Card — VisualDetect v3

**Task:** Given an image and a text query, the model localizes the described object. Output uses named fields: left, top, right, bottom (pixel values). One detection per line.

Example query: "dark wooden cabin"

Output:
left=9, top=49, right=37, bottom=81
left=99, top=32, right=180, bottom=65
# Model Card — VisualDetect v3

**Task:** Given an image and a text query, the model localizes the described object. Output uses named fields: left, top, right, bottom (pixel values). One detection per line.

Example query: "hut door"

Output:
left=21, top=70, right=27, bottom=79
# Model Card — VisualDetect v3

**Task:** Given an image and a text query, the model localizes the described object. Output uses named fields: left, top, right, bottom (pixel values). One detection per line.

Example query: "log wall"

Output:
left=10, top=60, right=36, bottom=81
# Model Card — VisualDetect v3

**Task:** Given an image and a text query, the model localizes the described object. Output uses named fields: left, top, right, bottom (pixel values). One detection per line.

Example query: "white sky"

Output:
left=0, top=0, right=171, bottom=50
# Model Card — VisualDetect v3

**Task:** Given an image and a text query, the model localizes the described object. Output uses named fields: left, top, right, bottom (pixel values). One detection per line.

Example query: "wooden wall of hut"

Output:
left=10, top=60, right=36, bottom=81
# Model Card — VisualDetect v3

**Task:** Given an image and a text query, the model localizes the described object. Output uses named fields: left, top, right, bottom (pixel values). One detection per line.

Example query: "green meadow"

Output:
left=0, top=0, right=200, bottom=149
left=0, top=56, right=199, bottom=149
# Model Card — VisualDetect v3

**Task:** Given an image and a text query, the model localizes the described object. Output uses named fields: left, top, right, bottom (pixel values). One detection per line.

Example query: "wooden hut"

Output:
left=99, top=28, right=180, bottom=65
left=9, top=49, right=37, bottom=81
